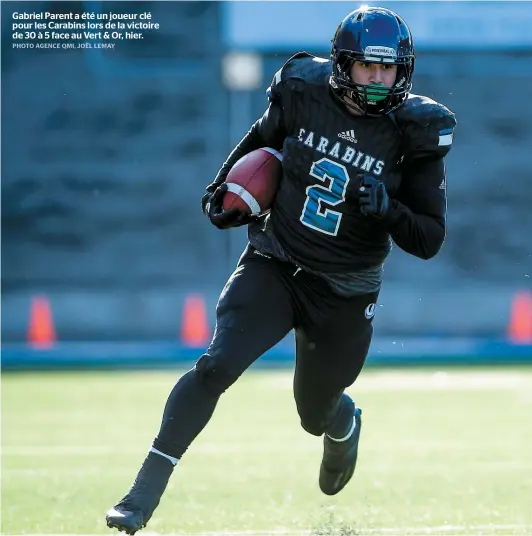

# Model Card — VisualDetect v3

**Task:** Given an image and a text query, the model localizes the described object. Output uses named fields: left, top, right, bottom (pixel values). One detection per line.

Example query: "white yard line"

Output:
left=4, top=527, right=531, bottom=536
left=267, top=370, right=529, bottom=391
left=2, top=439, right=527, bottom=457
left=5, top=459, right=530, bottom=477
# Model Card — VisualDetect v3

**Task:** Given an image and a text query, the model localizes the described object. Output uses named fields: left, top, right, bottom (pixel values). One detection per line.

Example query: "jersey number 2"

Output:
left=300, top=158, right=350, bottom=236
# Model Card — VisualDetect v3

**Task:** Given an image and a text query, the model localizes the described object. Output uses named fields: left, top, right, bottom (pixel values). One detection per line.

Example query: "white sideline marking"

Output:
left=268, top=370, right=529, bottom=391
left=6, top=459, right=529, bottom=477
left=5, top=526, right=531, bottom=536
left=2, top=441, right=528, bottom=457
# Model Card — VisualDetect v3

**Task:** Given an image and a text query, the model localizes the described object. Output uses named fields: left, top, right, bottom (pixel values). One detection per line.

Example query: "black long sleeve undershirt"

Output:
left=206, top=104, right=286, bottom=193
left=386, top=157, right=447, bottom=260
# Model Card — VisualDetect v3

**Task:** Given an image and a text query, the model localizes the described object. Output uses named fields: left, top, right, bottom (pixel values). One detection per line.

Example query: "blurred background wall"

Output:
left=2, top=1, right=531, bottom=347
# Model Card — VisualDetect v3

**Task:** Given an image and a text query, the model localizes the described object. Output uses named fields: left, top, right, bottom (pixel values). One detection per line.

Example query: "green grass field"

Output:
left=2, top=367, right=532, bottom=535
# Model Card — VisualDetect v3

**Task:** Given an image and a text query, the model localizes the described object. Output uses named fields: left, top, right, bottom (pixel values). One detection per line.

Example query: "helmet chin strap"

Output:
left=342, top=95, right=364, bottom=116
left=330, top=75, right=395, bottom=117
left=344, top=88, right=386, bottom=117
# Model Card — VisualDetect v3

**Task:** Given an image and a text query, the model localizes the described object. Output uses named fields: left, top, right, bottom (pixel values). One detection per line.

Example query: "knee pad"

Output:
left=194, top=352, right=239, bottom=396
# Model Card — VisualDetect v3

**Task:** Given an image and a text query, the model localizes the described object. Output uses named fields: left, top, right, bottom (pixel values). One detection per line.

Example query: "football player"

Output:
left=106, top=6, right=456, bottom=534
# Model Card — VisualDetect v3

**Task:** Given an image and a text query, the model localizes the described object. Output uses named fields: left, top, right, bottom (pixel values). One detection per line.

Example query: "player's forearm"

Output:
left=206, top=127, right=265, bottom=192
left=206, top=105, right=286, bottom=193
left=385, top=157, right=447, bottom=259
left=386, top=203, right=446, bottom=259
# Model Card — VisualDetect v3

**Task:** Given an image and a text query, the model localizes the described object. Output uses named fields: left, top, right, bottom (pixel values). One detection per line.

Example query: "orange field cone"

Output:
left=507, top=291, right=532, bottom=344
left=27, top=295, right=56, bottom=348
left=180, top=293, right=210, bottom=347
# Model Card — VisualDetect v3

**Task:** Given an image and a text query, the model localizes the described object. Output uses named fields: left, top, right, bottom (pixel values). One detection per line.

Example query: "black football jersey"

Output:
left=249, top=52, right=456, bottom=274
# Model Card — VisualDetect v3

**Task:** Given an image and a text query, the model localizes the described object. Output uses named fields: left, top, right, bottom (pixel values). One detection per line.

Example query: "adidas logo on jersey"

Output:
left=297, top=127, right=385, bottom=176
left=439, top=178, right=446, bottom=190
left=338, top=130, right=358, bottom=143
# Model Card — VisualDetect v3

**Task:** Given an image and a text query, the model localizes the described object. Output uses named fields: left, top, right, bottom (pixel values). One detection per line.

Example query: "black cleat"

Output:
left=319, top=407, right=362, bottom=496
left=106, top=506, right=145, bottom=535
left=105, top=452, right=174, bottom=534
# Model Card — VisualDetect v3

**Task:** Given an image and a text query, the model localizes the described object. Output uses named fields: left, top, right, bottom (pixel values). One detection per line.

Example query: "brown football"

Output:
left=223, top=148, right=283, bottom=214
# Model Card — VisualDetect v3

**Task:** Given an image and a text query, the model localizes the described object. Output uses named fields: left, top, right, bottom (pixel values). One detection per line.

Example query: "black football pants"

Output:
left=153, top=244, right=378, bottom=459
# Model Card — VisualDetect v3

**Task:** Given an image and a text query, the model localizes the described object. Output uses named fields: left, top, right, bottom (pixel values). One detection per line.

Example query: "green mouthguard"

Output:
left=366, top=84, right=388, bottom=102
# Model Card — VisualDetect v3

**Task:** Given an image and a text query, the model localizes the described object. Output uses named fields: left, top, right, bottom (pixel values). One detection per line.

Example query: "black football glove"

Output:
left=358, top=173, right=390, bottom=219
left=201, top=183, right=257, bottom=230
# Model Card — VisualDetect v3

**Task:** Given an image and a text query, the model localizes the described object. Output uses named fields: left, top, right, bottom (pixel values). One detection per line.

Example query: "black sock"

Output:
left=117, top=451, right=175, bottom=513
left=326, top=393, right=355, bottom=440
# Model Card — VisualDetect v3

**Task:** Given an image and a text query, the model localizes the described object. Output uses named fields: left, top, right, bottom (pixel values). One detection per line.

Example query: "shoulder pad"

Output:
left=395, top=94, right=457, bottom=159
left=266, top=52, right=330, bottom=103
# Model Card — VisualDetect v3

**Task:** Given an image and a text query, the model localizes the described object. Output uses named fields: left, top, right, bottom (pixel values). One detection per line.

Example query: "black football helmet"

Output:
left=330, top=6, right=415, bottom=116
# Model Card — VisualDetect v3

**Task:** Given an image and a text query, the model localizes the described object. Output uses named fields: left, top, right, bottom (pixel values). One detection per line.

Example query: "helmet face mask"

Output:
left=330, top=7, right=415, bottom=116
